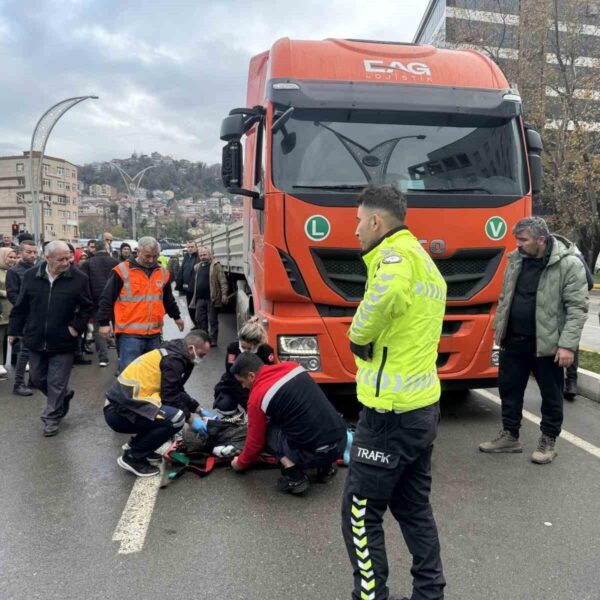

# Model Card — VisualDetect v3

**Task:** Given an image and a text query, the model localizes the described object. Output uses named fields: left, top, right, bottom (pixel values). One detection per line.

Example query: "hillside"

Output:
left=78, top=153, right=224, bottom=199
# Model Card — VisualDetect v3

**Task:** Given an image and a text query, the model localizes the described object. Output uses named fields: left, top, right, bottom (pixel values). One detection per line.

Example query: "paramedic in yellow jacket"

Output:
left=104, top=330, right=211, bottom=478
left=342, top=185, right=447, bottom=600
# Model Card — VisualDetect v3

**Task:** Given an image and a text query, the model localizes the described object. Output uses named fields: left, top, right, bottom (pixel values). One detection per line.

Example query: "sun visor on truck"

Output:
left=268, top=79, right=522, bottom=118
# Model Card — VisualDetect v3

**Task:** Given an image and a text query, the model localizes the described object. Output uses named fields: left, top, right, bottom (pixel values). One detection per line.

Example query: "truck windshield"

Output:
left=272, top=108, right=527, bottom=197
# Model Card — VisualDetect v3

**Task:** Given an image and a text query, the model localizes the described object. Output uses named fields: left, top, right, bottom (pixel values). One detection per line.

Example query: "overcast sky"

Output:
left=0, top=0, right=430, bottom=166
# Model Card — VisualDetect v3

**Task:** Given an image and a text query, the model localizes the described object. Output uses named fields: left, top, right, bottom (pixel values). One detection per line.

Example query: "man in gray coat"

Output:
left=189, top=247, right=228, bottom=347
left=480, top=217, right=588, bottom=464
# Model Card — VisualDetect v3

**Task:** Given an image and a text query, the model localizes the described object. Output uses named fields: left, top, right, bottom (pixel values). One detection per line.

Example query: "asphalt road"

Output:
left=1, top=300, right=600, bottom=600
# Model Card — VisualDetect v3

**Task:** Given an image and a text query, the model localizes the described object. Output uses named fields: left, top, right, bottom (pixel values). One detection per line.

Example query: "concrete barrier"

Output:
left=577, top=368, right=600, bottom=403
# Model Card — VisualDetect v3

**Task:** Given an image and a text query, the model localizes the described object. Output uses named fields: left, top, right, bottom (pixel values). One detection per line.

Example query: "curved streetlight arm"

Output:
left=110, top=163, right=157, bottom=240
left=28, top=95, right=99, bottom=244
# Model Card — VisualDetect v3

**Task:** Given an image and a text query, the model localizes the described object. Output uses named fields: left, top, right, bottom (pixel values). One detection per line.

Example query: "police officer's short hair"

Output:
left=95, top=240, right=107, bottom=252
left=513, top=217, right=550, bottom=239
left=357, top=185, right=407, bottom=223
left=231, top=352, right=265, bottom=377
left=184, top=329, right=210, bottom=346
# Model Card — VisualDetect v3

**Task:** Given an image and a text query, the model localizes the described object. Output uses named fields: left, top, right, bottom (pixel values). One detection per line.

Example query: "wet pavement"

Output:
left=1, top=297, right=600, bottom=599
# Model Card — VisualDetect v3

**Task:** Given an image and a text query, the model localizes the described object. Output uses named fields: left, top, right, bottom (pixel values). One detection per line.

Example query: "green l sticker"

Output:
left=305, top=215, right=331, bottom=241
left=485, top=216, right=507, bottom=241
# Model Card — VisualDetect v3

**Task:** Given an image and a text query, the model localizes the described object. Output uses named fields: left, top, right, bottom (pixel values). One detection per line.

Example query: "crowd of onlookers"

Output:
left=0, top=231, right=231, bottom=437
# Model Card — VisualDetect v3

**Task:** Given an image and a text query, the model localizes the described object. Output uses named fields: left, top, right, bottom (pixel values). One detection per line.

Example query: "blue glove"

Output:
left=199, top=407, right=217, bottom=420
left=190, top=415, right=207, bottom=434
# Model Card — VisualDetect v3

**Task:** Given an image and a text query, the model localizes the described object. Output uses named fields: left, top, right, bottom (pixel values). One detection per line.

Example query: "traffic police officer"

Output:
left=342, top=185, right=447, bottom=600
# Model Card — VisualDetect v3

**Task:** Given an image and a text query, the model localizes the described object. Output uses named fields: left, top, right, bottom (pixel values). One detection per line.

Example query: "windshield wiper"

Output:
left=409, top=187, right=491, bottom=194
left=292, top=184, right=366, bottom=190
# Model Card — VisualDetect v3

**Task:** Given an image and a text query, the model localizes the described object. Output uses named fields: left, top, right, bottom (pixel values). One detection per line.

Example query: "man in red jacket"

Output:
left=230, top=352, right=346, bottom=494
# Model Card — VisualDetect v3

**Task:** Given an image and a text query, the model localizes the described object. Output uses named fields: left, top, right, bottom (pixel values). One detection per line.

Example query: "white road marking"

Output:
left=475, top=389, right=600, bottom=459
left=112, top=441, right=172, bottom=554
left=112, top=474, right=161, bottom=554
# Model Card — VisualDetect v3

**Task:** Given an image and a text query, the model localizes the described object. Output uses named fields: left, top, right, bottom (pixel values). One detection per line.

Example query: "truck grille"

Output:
left=311, top=248, right=503, bottom=301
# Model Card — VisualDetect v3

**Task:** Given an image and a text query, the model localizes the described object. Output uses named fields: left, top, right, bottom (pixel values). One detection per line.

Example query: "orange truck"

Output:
left=210, top=38, right=543, bottom=391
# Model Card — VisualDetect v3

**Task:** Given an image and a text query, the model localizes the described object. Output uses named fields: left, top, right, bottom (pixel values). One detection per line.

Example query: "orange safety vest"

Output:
left=113, top=262, right=169, bottom=336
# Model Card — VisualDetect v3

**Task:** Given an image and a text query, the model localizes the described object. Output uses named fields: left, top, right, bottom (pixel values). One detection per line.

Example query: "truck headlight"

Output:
left=278, top=336, right=321, bottom=371
left=278, top=335, right=319, bottom=356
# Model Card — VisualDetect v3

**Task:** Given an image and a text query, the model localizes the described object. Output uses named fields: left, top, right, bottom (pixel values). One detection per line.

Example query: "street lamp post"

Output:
left=28, top=96, right=98, bottom=245
left=110, top=163, right=156, bottom=240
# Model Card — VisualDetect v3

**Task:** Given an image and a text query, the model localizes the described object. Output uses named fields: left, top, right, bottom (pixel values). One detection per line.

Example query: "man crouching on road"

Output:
left=104, top=329, right=211, bottom=477
left=230, top=353, right=346, bottom=494
left=480, top=217, right=588, bottom=463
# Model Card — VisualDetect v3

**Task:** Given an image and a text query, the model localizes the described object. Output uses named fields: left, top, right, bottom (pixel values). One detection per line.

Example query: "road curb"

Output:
left=576, top=368, right=600, bottom=403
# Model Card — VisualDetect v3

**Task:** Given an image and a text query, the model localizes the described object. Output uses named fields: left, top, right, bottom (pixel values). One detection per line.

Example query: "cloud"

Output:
left=73, top=25, right=185, bottom=65
left=0, top=0, right=430, bottom=165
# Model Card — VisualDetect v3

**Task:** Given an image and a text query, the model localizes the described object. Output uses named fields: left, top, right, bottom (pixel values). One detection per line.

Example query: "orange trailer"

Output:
left=217, top=38, right=543, bottom=391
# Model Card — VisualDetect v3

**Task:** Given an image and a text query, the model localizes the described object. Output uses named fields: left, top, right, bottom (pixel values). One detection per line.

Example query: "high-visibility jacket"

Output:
left=105, top=340, right=199, bottom=420
left=349, top=227, right=447, bottom=412
left=113, top=261, right=170, bottom=336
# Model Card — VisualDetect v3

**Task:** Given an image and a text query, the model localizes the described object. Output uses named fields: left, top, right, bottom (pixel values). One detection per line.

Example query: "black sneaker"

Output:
left=315, top=464, right=338, bottom=483
left=147, top=452, right=162, bottom=465
left=60, top=390, right=74, bottom=418
left=121, top=442, right=161, bottom=464
left=117, top=452, right=160, bottom=477
left=13, top=385, right=34, bottom=397
left=276, top=468, right=309, bottom=494
left=43, top=423, right=60, bottom=437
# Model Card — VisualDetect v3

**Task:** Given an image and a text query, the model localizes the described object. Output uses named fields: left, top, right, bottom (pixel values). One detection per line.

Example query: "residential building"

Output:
left=413, top=0, right=600, bottom=128
left=135, top=187, right=148, bottom=200
left=206, top=192, right=224, bottom=212
left=0, top=152, right=79, bottom=241
left=89, top=183, right=116, bottom=198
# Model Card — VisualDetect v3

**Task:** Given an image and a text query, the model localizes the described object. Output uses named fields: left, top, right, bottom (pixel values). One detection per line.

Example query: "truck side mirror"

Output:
left=221, top=141, right=242, bottom=188
left=524, top=124, right=543, bottom=195
left=221, top=141, right=259, bottom=200
left=220, top=114, right=245, bottom=142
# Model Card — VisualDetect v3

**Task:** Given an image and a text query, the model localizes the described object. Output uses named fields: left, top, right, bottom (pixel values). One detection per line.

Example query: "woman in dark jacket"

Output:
left=213, top=317, right=275, bottom=415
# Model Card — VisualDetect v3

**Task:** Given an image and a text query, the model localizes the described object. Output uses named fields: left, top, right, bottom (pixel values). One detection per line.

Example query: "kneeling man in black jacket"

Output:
left=104, top=329, right=211, bottom=477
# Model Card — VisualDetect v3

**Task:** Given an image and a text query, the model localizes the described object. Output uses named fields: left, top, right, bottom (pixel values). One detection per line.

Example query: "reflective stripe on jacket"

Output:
left=349, top=228, right=446, bottom=411
left=113, top=261, right=169, bottom=335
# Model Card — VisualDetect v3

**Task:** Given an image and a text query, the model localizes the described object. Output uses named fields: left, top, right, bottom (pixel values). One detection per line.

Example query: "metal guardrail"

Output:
left=196, top=221, right=245, bottom=274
